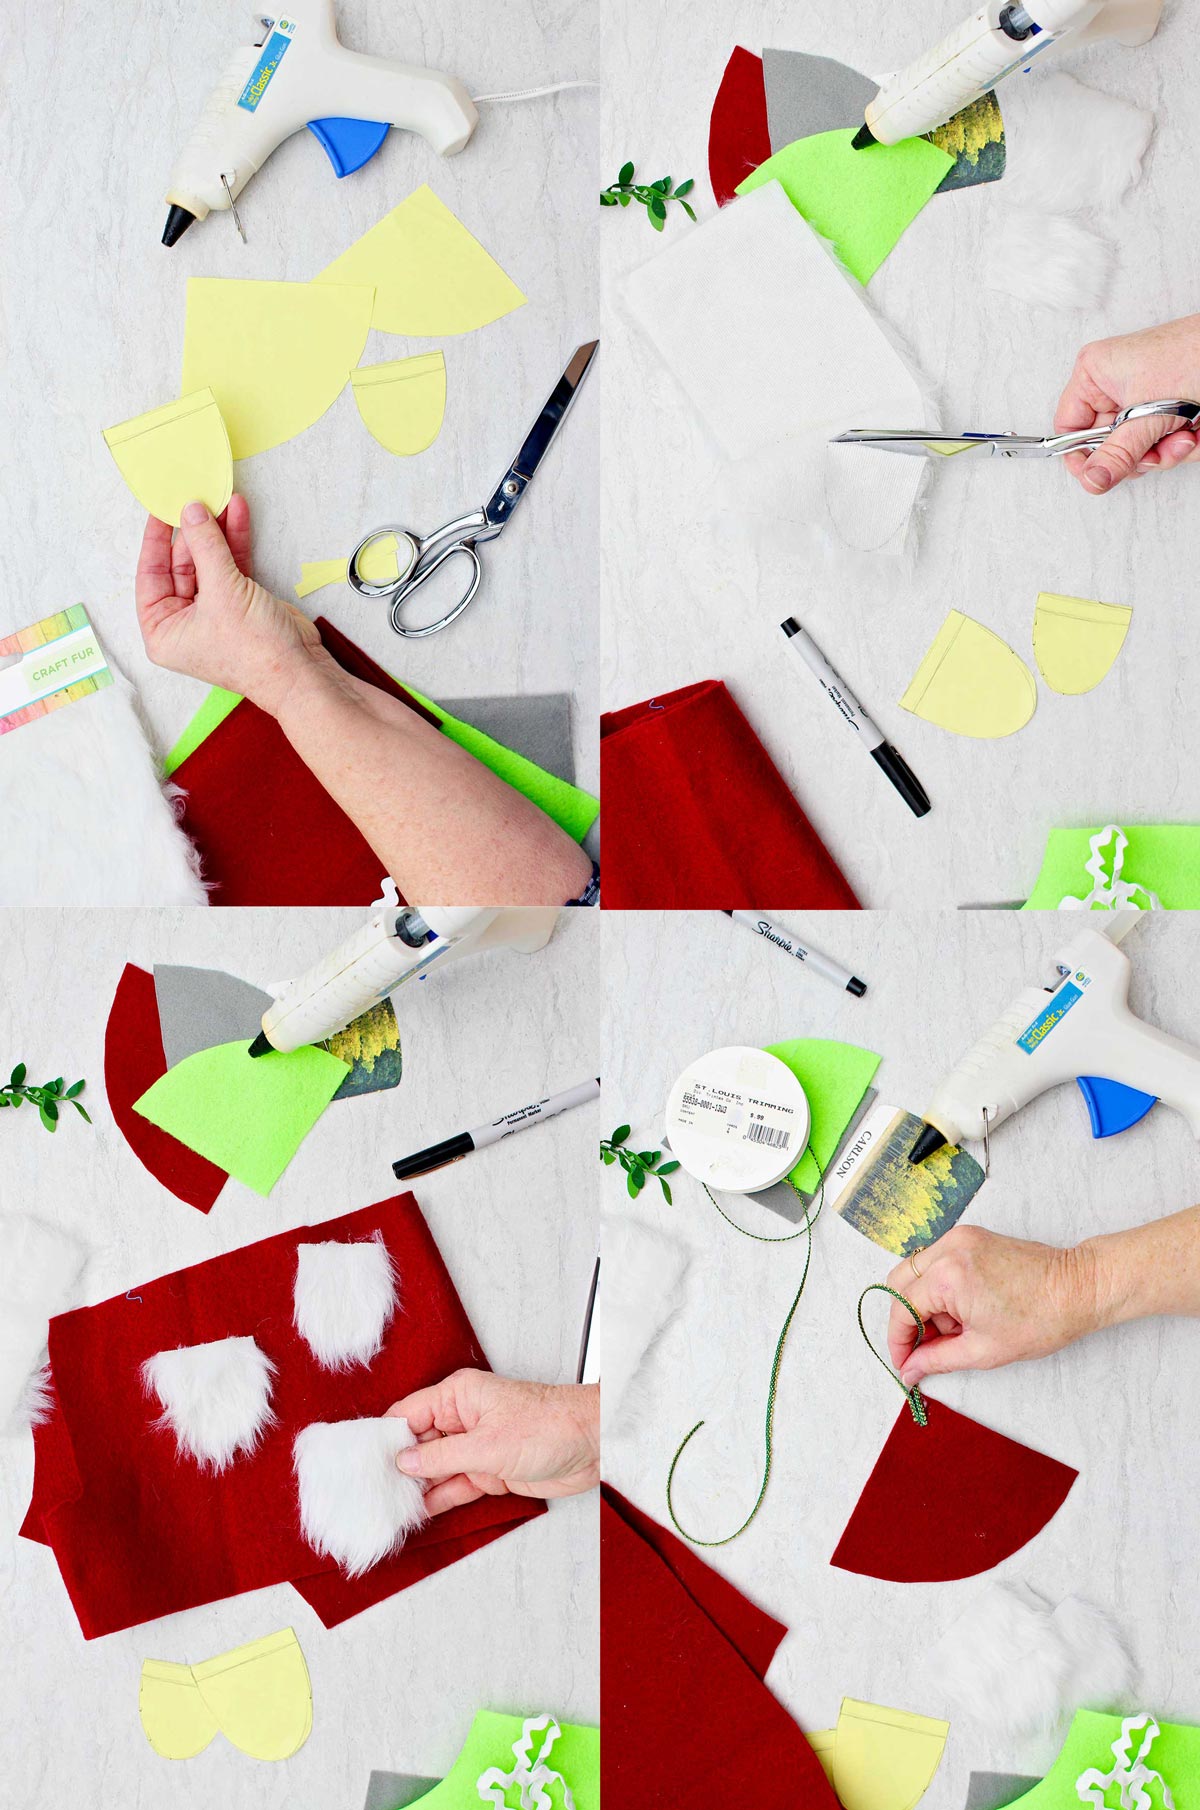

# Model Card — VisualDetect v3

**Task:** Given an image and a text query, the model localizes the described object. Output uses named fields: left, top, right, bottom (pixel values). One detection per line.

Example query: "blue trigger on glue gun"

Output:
left=1076, top=1075, right=1158, bottom=1140
left=307, top=117, right=391, bottom=177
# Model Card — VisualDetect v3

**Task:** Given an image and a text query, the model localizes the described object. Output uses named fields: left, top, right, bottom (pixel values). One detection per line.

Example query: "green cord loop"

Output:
left=665, top=1173, right=825, bottom=1547
left=857, top=1283, right=928, bottom=1426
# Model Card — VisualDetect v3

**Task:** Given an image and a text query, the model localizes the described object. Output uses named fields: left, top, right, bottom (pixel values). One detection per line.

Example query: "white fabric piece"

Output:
left=0, top=1214, right=87, bottom=1435
left=477, top=1715, right=577, bottom=1810
left=142, top=1336, right=277, bottom=1472
left=1077, top=1714, right=1174, bottom=1810
left=294, top=1417, right=427, bottom=1578
left=622, top=182, right=929, bottom=555
left=1059, top=825, right=1161, bottom=911
left=1002, top=73, right=1154, bottom=216
left=983, top=210, right=1113, bottom=311
left=601, top=1213, right=690, bottom=1434
left=293, top=1233, right=398, bottom=1370
left=0, top=667, right=208, bottom=906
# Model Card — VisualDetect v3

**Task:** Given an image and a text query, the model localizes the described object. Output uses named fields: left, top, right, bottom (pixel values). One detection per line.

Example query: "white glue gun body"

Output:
left=164, top=0, right=477, bottom=243
left=858, top=0, right=1162, bottom=148
left=913, top=925, right=1200, bottom=1162
left=253, top=904, right=557, bottom=1054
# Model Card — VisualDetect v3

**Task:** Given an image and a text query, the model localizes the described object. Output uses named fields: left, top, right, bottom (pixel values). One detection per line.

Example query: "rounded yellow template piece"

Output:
left=139, top=1659, right=220, bottom=1760
left=351, top=353, right=447, bottom=456
left=190, top=1627, right=312, bottom=1762
left=832, top=1698, right=950, bottom=1810
left=900, top=609, right=1037, bottom=738
left=1033, top=592, right=1132, bottom=695
left=102, top=389, right=233, bottom=527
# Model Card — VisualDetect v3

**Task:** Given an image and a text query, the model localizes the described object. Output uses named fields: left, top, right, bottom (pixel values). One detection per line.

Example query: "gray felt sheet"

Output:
left=441, top=693, right=575, bottom=785
left=361, top=1772, right=441, bottom=1810
left=762, top=48, right=876, bottom=152
left=964, top=1772, right=1041, bottom=1810
left=153, top=964, right=273, bottom=1071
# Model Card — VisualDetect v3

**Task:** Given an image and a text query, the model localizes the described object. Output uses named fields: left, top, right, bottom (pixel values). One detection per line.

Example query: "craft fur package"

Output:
left=600, top=681, right=861, bottom=908
left=20, top=1194, right=544, bottom=1637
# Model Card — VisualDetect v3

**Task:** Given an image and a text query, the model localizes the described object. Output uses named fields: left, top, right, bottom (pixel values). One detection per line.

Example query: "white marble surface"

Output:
left=0, top=906, right=599, bottom=1808
left=602, top=908, right=1200, bottom=1807
left=0, top=0, right=599, bottom=794
left=600, top=1, right=1200, bottom=906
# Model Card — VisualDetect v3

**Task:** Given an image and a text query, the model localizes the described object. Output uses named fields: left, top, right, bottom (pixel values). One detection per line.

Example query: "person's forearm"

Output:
left=1079, top=1204, right=1200, bottom=1331
left=272, top=655, right=593, bottom=903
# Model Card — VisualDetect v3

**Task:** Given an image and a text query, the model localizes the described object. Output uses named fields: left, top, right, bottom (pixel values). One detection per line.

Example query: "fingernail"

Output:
left=900, top=1368, right=919, bottom=1388
left=181, top=500, right=209, bottom=525
left=396, top=1449, right=421, bottom=1474
left=1083, top=466, right=1112, bottom=494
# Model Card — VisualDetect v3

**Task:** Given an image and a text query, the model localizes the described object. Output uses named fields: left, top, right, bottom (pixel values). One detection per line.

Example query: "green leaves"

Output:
left=600, top=162, right=698, bottom=230
left=599, top=1127, right=681, bottom=1203
left=1, top=1066, right=91, bottom=1134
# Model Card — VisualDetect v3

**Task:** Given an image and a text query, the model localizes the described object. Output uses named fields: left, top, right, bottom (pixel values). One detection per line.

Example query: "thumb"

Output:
left=178, top=501, right=242, bottom=586
left=397, top=1428, right=499, bottom=1482
left=1077, top=415, right=1169, bottom=495
left=900, top=1330, right=985, bottom=1388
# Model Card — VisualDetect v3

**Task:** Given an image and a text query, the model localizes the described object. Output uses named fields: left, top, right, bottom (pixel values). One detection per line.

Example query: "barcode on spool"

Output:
left=744, top=1120, right=788, bottom=1149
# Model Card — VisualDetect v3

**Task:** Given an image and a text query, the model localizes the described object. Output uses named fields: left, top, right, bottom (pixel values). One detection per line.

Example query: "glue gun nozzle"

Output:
left=248, top=1030, right=274, bottom=1059
left=162, top=205, right=197, bottom=247
left=851, top=122, right=877, bottom=150
left=909, top=1122, right=947, bottom=1165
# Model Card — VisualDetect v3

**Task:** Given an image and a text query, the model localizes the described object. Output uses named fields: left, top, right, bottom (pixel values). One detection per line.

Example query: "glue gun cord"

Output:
left=471, top=80, right=600, bottom=103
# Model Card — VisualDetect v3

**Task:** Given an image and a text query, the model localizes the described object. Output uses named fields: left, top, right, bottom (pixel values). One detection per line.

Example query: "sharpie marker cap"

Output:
left=870, top=743, right=931, bottom=819
left=393, top=1132, right=473, bottom=1180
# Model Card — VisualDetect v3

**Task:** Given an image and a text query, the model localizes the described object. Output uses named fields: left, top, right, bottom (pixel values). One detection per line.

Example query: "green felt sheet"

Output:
left=1001, top=1709, right=1200, bottom=1807
left=133, top=1040, right=349, bottom=1197
left=401, top=1711, right=599, bottom=1809
left=162, top=683, right=598, bottom=843
left=765, top=1038, right=881, bottom=1194
left=1023, top=826, right=1200, bottom=911
left=736, top=130, right=954, bottom=283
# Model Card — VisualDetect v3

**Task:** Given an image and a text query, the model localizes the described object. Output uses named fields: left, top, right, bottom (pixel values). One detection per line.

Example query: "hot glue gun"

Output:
left=248, top=904, right=558, bottom=1054
left=852, top=0, right=1162, bottom=150
left=910, top=920, right=1200, bottom=1163
left=163, top=0, right=477, bottom=245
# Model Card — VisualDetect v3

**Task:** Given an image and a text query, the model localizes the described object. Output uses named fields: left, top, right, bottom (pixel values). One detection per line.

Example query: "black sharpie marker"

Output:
left=392, top=1077, right=600, bottom=1180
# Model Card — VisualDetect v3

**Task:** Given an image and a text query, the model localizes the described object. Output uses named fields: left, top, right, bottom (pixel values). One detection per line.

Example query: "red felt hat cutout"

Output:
left=708, top=47, right=771, bottom=207
left=831, top=1397, right=1078, bottom=1583
left=603, top=1485, right=840, bottom=1809
left=104, top=963, right=227, bottom=1213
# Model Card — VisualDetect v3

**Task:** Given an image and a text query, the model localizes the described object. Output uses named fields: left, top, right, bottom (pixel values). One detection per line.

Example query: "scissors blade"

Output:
left=830, top=428, right=1054, bottom=458
left=483, top=341, right=599, bottom=530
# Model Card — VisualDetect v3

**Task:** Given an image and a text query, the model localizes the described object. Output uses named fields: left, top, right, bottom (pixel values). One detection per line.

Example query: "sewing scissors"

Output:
left=348, top=340, right=599, bottom=638
left=830, top=399, right=1200, bottom=460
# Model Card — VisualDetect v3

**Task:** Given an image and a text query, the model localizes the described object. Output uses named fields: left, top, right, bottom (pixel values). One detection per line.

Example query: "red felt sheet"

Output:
left=709, top=47, right=772, bottom=207
left=600, top=681, right=861, bottom=908
left=21, top=1193, right=543, bottom=1637
left=172, top=619, right=439, bottom=905
left=830, top=1398, right=1078, bottom=1583
left=602, top=1484, right=839, bottom=1808
left=103, top=962, right=227, bottom=1213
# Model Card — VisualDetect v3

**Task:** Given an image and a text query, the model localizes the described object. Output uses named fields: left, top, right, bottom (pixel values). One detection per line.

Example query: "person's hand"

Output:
left=386, top=1371, right=600, bottom=1516
left=1055, top=315, right=1200, bottom=495
left=135, top=497, right=325, bottom=714
left=885, top=1225, right=1104, bottom=1386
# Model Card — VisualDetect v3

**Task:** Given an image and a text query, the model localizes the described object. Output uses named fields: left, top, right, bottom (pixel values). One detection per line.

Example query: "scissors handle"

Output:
left=389, top=541, right=483, bottom=639
left=1043, top=398, right=1200, bottom=457
left=348, top=513, right=490, bottom=638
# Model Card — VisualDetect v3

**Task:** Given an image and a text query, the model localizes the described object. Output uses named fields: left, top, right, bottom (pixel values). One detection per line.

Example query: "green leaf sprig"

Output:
left=1, top=1064, right=91, bottom=1134
left=600, top=162, right=696, bottom=231
left=600, top=1124, right=680, bottom=1202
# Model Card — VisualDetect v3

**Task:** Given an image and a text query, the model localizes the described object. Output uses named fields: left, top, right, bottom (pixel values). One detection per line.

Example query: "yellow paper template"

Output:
left=315, top=184, right=526, bottom=336
left=181, top=278, right=374, bottom=459
left=294, top=532, right=413, bottom=599
left=832, top=1698, right=950, bottom=1810
left=139, top=1659, right=220, bottom=1760
left=1033, top=592, right=1132, bottom=695
left=809, top=1729, right=838, bottom=1788
left=901, top=610, right=1037, bottom=738
left=191, top=1628, right=312, bottom=1762
left=351, top=352, right=446, bottom=455
left=103, top=389, right=233, bottom=527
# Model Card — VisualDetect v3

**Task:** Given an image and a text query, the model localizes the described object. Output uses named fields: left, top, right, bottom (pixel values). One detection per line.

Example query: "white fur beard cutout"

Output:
left=1002, top=73, right=1153, bottom=216
left=293, top=1233, right=398, bottom=1370
left=0, top=1213, right=88, bottom=1434
left=983, top=211, right=1113, bottom=313
left=294, top=1418, right=427, bottom=1577
left=142, top=1336, right=277, bottom=1472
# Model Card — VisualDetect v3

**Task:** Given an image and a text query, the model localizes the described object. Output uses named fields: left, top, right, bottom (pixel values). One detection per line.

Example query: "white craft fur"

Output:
left=984, top=210, right=1113, bottom=312
left=0, top=1213, right=88, bottom=1434
left=601, top=1212, right=690, bottom=1437
left=1054, top=1595, right=1136, bottom=1712
left=142, top=1336, right=277, bottom=1472
left=294, top=1417, right=427, bottom=1577
left=0, top=664, right=208, bottom=907
left=293, top=1232, right=398, bottom=1370
left=1002, top=73, right=1154, bottom=216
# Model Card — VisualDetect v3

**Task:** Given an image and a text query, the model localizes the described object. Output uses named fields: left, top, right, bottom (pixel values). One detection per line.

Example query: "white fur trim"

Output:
left=293, top=1233, right=398, bottom=1370
left=601, top=1212, right=690, bottom=1435
left=1054, top=1595, right=1135, bottom=1712
left=0, top=1213, right=88, bottom=1435
left=142, top=1336, right=276, bottom=1472
left=983, top=210, right=1112, bottom=312
left=1002, top=73, right=1153, bottom=216
left=294, top=1418, right=427, bottom=1577
left=0, top=664, right=208, bottom=906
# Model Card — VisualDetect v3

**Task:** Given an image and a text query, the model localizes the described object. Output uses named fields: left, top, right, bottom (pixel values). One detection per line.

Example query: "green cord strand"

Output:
left=666, top=1175, right=825, bottom=1547
left=857, top=1283, right=928, bottom=1426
